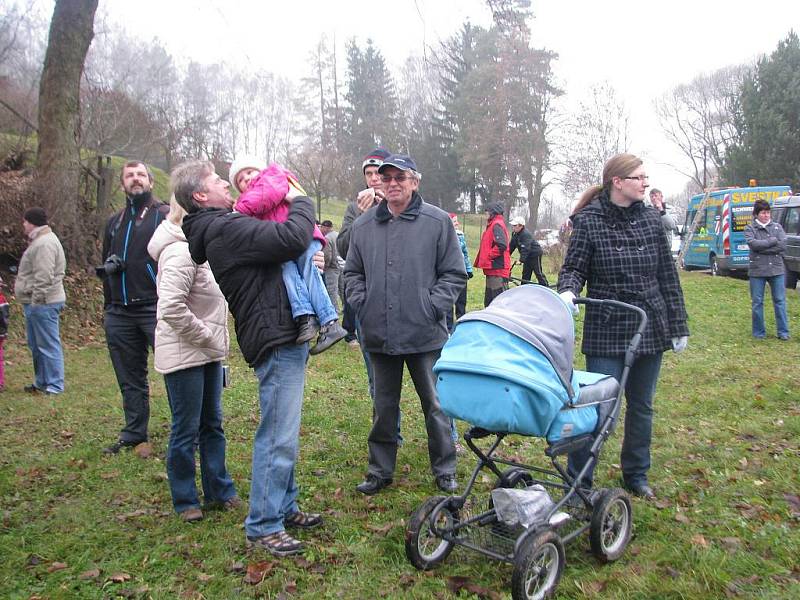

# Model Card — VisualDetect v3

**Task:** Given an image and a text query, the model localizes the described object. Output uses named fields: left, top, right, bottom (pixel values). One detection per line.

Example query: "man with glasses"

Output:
left=344, top=154, right=466, bottom=495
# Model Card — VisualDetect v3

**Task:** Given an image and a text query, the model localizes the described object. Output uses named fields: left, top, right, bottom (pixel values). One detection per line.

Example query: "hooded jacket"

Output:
left=147, top=220, right=229, bottom=374
left=474, top=213, right=510, bottom=277
left=234, top=164, right=326, bottom=246
left=343, top=191, right=467, bottom=354
left=558, top=192, right=689, bottom=356
left=181, top=196, right=315, bottom=367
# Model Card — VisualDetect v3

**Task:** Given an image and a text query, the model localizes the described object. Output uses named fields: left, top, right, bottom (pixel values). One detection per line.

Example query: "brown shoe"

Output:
left=223, top=496, right=243, bottom=511
left=180, top=508, right=203, bottom=522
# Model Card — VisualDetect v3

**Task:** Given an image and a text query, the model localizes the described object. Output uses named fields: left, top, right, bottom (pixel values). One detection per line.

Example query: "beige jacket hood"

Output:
left=148, top=220, right=229, bottom=374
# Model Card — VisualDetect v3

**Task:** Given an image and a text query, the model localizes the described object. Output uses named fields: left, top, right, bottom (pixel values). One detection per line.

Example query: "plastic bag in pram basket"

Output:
left=433, top=285, right=615, bottom=442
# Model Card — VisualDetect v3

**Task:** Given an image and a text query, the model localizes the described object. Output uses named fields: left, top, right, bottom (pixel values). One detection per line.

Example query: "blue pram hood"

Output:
left=457, top=285, right=576, bottom=400
left=434, top=285, right=610, bottom=440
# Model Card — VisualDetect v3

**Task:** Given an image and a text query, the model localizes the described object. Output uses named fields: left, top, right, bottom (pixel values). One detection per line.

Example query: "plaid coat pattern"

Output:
left=558, top=193, right=689, bottom=356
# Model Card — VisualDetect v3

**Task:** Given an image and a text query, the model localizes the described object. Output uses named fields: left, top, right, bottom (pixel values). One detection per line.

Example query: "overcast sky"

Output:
left=93, top=0, right=799, bottom=199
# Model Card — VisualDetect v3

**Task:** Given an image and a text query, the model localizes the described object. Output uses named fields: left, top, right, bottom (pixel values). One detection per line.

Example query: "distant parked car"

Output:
left=769, top=193, right=800, bottom=288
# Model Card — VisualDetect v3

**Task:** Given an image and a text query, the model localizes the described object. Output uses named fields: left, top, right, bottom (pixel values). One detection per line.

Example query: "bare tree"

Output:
left=654, top=64, right=749, bottom=188
left=36, top=0, right=99, bottom=265
left=554, top=81, right=630, bottom=205
left=0, top=1, right=48, bottom=134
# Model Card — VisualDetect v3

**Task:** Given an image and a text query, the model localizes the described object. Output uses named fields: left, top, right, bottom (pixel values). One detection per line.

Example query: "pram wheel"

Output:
left=496, top=467, right=534, bottom=490
left=589, top=488, right=632, bottom=563
left=511, top=529, right=564, bottom=600
left=405, top=496, right=456, bottom=570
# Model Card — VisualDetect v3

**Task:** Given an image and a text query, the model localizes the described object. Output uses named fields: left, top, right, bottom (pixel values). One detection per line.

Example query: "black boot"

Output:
left=295, top=315, right=320, bottom=345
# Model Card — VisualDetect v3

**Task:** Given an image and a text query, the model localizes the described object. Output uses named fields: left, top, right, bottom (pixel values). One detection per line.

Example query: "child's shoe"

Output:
left=309, top=321, right=348, bottom=355
left=295, top=315, right=320, bottom=345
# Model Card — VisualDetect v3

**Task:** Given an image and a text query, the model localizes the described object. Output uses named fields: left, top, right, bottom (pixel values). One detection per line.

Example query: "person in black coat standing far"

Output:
left=509, top=216, right=549, bottom=286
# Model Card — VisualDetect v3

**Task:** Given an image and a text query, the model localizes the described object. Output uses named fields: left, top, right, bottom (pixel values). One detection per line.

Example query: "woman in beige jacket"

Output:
left=148, top=197, right=238, bottom=522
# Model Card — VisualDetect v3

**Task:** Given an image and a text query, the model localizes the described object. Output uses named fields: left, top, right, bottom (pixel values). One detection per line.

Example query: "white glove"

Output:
left=558, top=291, right=579, bottom=316
left=672, top=336, right=688, bottom=353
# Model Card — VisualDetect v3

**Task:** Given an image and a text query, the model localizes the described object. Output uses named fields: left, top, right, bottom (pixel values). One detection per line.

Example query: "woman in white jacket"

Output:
left=148, top=197, right=238, bottom=522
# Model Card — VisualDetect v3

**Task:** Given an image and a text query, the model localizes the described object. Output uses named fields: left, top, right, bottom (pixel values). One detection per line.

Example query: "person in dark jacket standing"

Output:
left=474, top=202, right=510, bottom=306
left=99, top=162, right=169, bottom=454
left=509, top=216, right=549, bottom=286
left=557, top=153, right=689, bottom=500
left=744, top=199, right=789, bottom=340
left=344, top=154, right=466, bottom=496
left=175, top=159, right=323, bottom=557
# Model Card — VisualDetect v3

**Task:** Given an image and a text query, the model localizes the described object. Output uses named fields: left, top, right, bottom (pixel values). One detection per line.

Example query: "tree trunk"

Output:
left=36, top=0, right=99, bottom=266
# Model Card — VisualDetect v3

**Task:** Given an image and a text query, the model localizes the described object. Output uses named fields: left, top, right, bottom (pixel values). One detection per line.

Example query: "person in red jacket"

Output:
left=474, top=202, right=510, bottom=306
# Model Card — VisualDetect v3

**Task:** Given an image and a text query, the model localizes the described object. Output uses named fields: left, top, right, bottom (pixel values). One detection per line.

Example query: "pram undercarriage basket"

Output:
left=405, top=285, right=647, bottom=600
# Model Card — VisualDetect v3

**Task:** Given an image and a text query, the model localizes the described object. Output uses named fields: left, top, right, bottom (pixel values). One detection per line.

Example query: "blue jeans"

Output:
left=568, top=353, right=663, bottom=488
left=164, top=362, right=237, bottom=514
left=282, top=240, right=337, bottom=325
left=750, top=274, right=789, bottom=339
left=245, top=343, right=308, bottom=537
left=23, top=302, right=65, bottom=393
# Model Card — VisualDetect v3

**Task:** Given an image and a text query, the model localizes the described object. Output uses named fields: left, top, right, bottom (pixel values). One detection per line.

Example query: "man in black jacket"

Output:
left=100, top=161, right=169, bottom=454
left=509, top=217, right=549, bottom=287
left=175, top=159, right=323, bottom=557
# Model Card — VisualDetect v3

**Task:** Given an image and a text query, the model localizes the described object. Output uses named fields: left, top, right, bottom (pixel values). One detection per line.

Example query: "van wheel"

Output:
left=786, top=269, right=798, bottom=290
left=709, top=257, right=727, bottom=277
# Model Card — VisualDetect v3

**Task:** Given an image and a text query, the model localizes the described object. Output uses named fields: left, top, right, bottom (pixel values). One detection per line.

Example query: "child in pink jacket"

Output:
left=229, top=157, right=346, bottom=354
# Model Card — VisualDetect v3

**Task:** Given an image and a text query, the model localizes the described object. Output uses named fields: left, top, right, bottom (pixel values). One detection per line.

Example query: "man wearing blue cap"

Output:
left=344, top=154, right=467, bottom=495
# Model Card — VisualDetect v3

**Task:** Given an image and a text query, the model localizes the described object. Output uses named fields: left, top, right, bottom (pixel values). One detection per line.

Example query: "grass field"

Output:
left=1, top=243, right=799, bottom=598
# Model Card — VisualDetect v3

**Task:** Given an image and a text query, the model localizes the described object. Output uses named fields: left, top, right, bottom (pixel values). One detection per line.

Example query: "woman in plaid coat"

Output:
left=557, top=153, right=689, bottom=500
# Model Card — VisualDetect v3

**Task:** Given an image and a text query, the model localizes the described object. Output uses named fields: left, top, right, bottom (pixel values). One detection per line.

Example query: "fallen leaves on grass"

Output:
left=674, top=512, right=690, bottom=524
left=725, top=575, right=761, bottom=597
left=366, top=522, right=395, bottom=536
left=690, top=534, right=709, bottom=548
left=577, top=580, right=607, bottom=593
left=719, top=537, right=742, bottom=552
left=244, top=561, right=274, bottom=585
left=108, top=572, right=131, bottom=583
left=134, top=442, right=152, bottom=458
left=78, top=568, right=100, bottom=580
left=229, top=561, right=245, bottom=573
left=783, top=493, right=800, bottom=517
left=446, top=576, right=501, bottom=600
left=47, top=562, right=67, bottom=572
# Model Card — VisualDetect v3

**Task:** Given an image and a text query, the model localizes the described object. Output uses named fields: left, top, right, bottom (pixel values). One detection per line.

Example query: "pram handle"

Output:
left=572, top=297, right=648, bottom=367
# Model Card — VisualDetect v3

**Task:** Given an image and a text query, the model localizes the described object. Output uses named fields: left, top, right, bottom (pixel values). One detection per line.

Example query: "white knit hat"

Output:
left=510, top=216, right=526, bottom=226
left=228, top=155, right=266, bottom=191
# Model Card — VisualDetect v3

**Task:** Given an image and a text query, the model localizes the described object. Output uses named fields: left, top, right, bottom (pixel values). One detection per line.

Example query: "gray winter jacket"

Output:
left=744, top=220, right=786, bottom=277
left=343, top=191, right=467, bottom=355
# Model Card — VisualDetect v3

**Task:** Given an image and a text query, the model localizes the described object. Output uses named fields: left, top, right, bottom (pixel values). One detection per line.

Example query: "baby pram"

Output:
left=404, top=285, right=647, bottom=600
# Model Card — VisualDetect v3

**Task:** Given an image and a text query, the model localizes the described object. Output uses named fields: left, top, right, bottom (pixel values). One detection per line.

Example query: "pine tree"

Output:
left=722, top=31, right=800, bottom=188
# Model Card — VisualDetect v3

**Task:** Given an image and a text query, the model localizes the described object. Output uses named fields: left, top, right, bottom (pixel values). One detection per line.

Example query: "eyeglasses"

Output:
left=381, top=174, right=412, bottom=184
left=623, top=175, right=650, bottom=183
